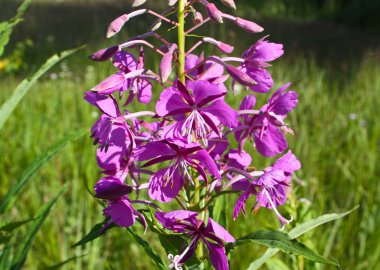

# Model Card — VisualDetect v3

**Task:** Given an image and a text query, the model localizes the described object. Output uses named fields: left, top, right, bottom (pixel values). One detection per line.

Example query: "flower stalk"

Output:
left=177, top=0, right=186, bottom=83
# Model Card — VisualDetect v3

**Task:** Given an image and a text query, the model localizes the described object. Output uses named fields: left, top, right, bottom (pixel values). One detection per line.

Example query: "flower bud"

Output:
left=160, top=44, right=177, bottom=82
left=89, top=45, right=120, bottom=62
left=168, top=0, right=177, bottom=5
left=235, top=17, right=264, bottom=33
left=206, top=3, right=224, bottom=23
left=219, top=0, right=236, bottom=9
left=131, top=0, right=146, bottom=7
left=192, top=11, right=203, bottom=25
left=107, top=14, right=129, bottom=38
left=226, top=65, right=257, bottom=87
left=149, top=19, right=162, bottom=31
left=202, top=37, right=234, bottom=54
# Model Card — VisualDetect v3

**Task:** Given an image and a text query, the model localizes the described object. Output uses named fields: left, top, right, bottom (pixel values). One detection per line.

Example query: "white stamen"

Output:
left=263, top=189, right=293, bottom=229
left=181, top=110, right=211, bottom=146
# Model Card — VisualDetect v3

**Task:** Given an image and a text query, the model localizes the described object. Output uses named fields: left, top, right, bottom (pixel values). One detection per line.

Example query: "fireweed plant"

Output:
left=82, top=0, right=338, bottom=269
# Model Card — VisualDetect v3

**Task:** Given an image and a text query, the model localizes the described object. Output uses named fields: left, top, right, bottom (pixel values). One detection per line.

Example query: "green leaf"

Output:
left=0, top=218, right=35, bottom=232
left=0, top=0, right=32, bottom=57
left=72, top=221, right=111, bottom=248
left=246, top=206, right=358, bottom=270
left=158, top=234, right=185, bottom=256
left=126, top=227, right=166, bottom=270
left=236, top=230, right=336, bottom=265
left=288, top=205, right=359, bottom=239
left=0, top=129, right=86, bottom=214
left=0, top=45, right=85, bottom=130
left=11, top=187, right=66, bottom=270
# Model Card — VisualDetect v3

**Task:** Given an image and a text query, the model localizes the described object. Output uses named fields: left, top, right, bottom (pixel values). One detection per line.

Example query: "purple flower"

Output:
left=236, top=83, right=298, bottom=157
left=85, top=91, right=135, bottom=151
left=233, top=151, right=301, bottom=227
left=156, top=80, right=238, bottom=145
left=134, top=139, right=220, bottom=202
left=94, top=176, right=146, bottom=228
left=156, top=210, right=235, bottom=270
left=236, top=37, right=283, bottom=93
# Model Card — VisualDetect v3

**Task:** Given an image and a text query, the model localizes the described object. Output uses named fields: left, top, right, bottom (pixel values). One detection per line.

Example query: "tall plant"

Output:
left=81, top=1, right=351, bottom=269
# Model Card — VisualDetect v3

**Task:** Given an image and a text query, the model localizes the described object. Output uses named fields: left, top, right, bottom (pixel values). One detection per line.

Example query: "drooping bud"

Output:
left=203, top=37, right=234, bottom=54
left=206, top=3, right=224, bottom=23
left=149, top=19, right=162, bottom=31
left=160, top=44, right=177, bottom=82
left=226, top=65, right=257, bottom=87
left=235, top=18, right=264, bottom=33
left=107, top=14, right=129, bottom=38
left=219, top=0, right=236, bottom=9
left=131, top=0, right=147, bottom=7
left=89, top=45, right=120, bottom=62
left=168, top=0, right=177, bottom=6
left=192, top=12, right=203, bottom=25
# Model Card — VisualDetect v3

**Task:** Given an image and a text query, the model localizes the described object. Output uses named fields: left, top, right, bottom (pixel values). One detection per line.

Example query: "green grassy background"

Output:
left=1, top=0, right=379, bottom=269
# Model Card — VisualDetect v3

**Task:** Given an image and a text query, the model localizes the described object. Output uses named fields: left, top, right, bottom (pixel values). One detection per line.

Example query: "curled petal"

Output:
left=160, top=44, right=177, bottom=82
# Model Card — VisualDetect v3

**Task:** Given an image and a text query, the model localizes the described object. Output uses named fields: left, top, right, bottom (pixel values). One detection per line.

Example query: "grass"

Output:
left=1, top=1, right=380, bottom=269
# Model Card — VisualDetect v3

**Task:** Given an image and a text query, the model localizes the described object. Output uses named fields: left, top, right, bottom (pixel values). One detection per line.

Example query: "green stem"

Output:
left=177, top=0, right=186, bottom=83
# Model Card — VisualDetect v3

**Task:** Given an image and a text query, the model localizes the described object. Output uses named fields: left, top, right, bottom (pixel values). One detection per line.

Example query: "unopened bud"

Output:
left=206, top=3, right=224, bottom=23
left=149, top=19, right=162, bottom=31
left=192, top=12, right=203, bottom=25
left=235, top=17, right=264, bottom=33
left=89, top=45, right=120, bottom=62
left=219, top=0, right=236, bottom=9
left=226, top=65, right=257, bottom=87
left=131, top=0, right=146, bottom=7
left=160, top=44, right=177, bottom=82
left=107, top=14, right=129, bottom=38
left=203, top=37, right=234, bottom=54
left=168, top=0, right=177, bottom=6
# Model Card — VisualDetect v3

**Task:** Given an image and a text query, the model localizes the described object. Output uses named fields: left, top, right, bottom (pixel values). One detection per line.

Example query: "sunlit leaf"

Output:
left=246, top=206, right=358, bottom=270
left=235, top=230, right=336, bottom=265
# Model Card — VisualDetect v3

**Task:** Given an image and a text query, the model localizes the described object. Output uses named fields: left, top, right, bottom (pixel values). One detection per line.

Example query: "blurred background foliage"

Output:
left=0, top=0, right=379, bottom=269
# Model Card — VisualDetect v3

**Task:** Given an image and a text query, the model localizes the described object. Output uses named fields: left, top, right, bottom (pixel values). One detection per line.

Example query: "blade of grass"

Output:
left=0, top=129, right=86, bottom=214
left=0, top=45, right=85, bottom=130
left=11, top=186, right=67, bottom=270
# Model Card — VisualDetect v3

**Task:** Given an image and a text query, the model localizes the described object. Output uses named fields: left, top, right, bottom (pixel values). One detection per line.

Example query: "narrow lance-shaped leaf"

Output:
left=126, top=227, right=167, bottom=270
left=44, top=254, right=87, bottom=270
left=234, top=230, right=337, bottom=265
left=0, top=218, right=35, bottom=233
left=72, top=221, right=113, bottom=248
left=246, top=206, right=358, bottom=270
left=0, top=45, right=85, bottom=130
left=0, top=129, right=87, bottom=214
left=11, top=186, right=67, bottom=270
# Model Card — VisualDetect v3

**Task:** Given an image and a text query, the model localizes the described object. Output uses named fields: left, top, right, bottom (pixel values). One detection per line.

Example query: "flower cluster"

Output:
left=85, top=1, right=300, bottom=269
